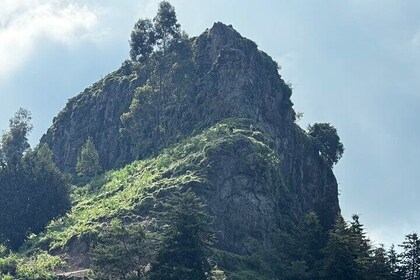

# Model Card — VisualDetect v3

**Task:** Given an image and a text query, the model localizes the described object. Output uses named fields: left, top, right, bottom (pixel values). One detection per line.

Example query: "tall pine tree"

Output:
left=322, top=215, right=360, bottom=280
left=368, top=245, right=393, bottom=280
left=76, top=137, right=102, bottom=178
left=399, top=233, right=420, bottom=280
left=349, top=214, right=372, bottom=279
left=388, top=244, right=404, bottom=280
left=149, top=189, right=214, bottom=280
left=90, top=220, right=148, bottom=280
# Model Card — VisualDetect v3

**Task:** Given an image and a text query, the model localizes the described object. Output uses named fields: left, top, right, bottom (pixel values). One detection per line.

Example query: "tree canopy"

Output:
left=91, top=220, right=149, bottom=280
left=76, top=137, right=102, bottom=178
left=0, top=108, right=32, bottom=167
left=149, top=189, right=214, bottom=280
left=399, top=233, right=420, bottom=280
left=308, top=122, right=344, bottom=168
left=153, top=1, right=181, bottom=51
left=124, top=1, right=192, bottom=158
left=130, top=19, right=156, bottom=62
left=129, top=1, right=181, bottom=62
left=0, top=109, right=69, bottom=249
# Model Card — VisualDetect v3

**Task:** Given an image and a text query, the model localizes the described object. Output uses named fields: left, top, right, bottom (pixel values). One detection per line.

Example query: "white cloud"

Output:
left=0, top=0, right=100, bottom=81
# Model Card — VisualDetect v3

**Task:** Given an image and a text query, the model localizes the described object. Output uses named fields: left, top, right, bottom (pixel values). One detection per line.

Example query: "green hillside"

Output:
left=21, top=119, right=293, bottom=278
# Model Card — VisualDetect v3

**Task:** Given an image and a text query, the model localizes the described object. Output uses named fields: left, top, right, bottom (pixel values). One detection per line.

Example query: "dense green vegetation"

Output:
left=17, top=119, right=287, bottom=279
left=148, top=189, right=214, bottom=280
left=90, top=220, right=149, bottom=279
left=26, top=118, right=278, bottom=250
left=6, top=116, right=416, bottom=279
left=0, top=109, right=70, bottom=250
left=0, top=245, right=63, bottom=280
left=123, top=0, right=197, bottom=159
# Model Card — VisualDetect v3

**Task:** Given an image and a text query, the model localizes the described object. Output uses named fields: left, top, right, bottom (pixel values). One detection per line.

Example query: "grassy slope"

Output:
left=22, top=119, right=283, bottom=278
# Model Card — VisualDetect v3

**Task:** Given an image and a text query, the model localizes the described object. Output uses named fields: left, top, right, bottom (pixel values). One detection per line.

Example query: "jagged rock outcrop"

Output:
left=40, top=22, right=340, bottom=262
left=41, top=22, right=293, bottom=172
left=41, top=66, right=141, bottom=171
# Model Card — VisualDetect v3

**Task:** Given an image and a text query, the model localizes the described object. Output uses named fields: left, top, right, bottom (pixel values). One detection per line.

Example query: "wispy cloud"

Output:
left=0, top=0, right=100, bottom=81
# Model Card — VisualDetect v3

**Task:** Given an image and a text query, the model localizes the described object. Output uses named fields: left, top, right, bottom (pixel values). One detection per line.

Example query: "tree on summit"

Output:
left=153, top=1, right=181, bottom=53
left=130, top=19, right=156, bottom=62
left=129, top=1, right=181, bottom=62
left=126, top=1, right=184, bottom=158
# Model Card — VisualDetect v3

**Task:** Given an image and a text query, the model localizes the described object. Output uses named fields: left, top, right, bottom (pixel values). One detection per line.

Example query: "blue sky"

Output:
left=1, top=0, right=419, bottom=248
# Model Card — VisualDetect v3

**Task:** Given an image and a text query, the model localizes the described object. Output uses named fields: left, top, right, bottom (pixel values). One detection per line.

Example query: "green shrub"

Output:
left=0, top=254, right=18, bottom=276
left=16, top=252, right=63, bottom=280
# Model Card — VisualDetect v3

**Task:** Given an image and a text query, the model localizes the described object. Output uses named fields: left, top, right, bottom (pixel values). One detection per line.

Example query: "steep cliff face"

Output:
left=39, top=22, right=340, bottom=268
left=194, top=22, right=293, bottom=125
left=41, top=22, right=293, bottom=173
left=41, top=66, right=140, bottom=171
left=193, top=23, right=339, bottom=228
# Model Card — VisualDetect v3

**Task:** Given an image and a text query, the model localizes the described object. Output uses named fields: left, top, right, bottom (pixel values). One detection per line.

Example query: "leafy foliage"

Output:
left=273, top=211, right=324, bottom=280
left=125, top=1, right=189, bottom=158
left=153, top=1, right=181, bottom=51
left=149, top=189, right=214, bottom=280
left=129, top=1, right=180, bottom=63
left=369, top=245, right=394, bottom=280
left=322, top=215, right=368, bottom=280
left=130, top=19, right=156, bottom=62
left=0, top=249, right=62, bottom=280
left=76, top=137, right=102, bottom=177
left=15, top=252, right=63, bottom=280
left=26, top=120, right=268, bottom=248
left=0, top=108, right=32, bottom=167
left=388, top=244, right=404, bottom=280
left=122, top=36, right=198, bottom=159
left=308, top=123, right=344, bottom=168
left=0, top=110, right=69, bottom=250
left=91, top=220, right=149, bottom=280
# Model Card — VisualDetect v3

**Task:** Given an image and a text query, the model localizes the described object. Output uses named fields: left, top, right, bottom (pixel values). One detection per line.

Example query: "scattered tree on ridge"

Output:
left=130, top=19, right=156, bottom=62
left=130, top=1, right=181, bottom=63
left=125, top=1, right=186, bottom=157
left=153, top=1, right=181, bottom=53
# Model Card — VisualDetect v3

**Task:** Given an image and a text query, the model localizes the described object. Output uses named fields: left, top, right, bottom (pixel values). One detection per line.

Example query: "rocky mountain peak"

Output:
left=41, top=21, right=339, bottom=230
